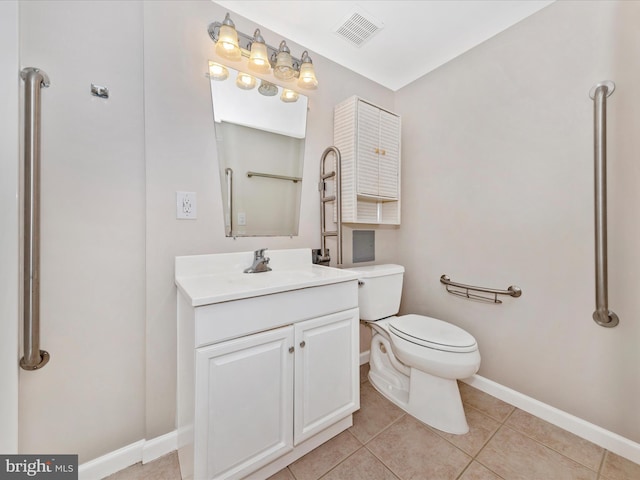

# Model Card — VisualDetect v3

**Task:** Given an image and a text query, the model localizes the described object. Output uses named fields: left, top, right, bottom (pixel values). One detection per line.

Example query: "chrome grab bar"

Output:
left=440, top=275, right=522, bottom=304
left=318, top=146, right=342, bottom=266
left=20, top=67, right=50, bottom=370
left=589, top=81, right=619, bottom=327
left=225, top=167, right=233, bottom=237
left=246, top=171, right=302, bottom=183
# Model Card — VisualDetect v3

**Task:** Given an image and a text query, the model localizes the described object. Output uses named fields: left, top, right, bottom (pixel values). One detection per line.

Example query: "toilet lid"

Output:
left=389, top=314, right=478, bottom=353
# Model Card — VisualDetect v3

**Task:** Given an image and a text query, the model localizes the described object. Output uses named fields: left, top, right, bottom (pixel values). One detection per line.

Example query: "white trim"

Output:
left=463, top=375, right=640, bottom=465
left=78, top=431, right=177, bottom=480
left=142, top=430, right=178, bottom=464
left=0, top=0, right=20, bottom=455
left=359, top=350, right=370, bottom=365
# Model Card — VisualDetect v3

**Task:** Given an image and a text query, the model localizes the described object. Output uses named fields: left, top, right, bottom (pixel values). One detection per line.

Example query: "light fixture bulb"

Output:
left=215, top=13, right=241, bottom=61
left=258, top=80, right=278, bottom=97
left=274, top=40, right=295, bottom=81
left=297, top=51, right=318, bottom=89
left=209, top=62, right=229, bottom=81
left=280, top=88, right=299, bottom=103
left=248, top=29, right=271, bottom=74
left=236, top=72, right=256, bottom=90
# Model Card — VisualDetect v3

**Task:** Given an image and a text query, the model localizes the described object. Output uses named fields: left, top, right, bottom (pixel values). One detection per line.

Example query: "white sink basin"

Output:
left=175, top=249, right=358, bottom=306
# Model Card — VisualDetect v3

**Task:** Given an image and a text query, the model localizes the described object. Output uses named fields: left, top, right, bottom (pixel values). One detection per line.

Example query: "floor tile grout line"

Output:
left=314, top=445, right=368, bottom=480
left=472, top=457, right=508, bottom=480
left=362, top=443, right=405, bottom=480
left=453, top=457, right=477, bottom=480
left=355, top=410, right=407, bottom=446
left=459, top=396, right=516, bottom=425
left=498, top=416, right=605, bottom=473
left=597, top=450, right=607, bottom=479
left=499, top=424, right=606, bottom=474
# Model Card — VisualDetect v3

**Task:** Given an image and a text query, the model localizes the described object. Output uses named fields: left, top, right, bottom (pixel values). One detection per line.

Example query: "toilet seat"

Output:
left=389, top=314, right=478, bottom=353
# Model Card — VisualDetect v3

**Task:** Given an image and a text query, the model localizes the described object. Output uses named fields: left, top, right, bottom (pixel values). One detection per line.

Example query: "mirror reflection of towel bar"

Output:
left=247, top=171, right=302, bottom=183
left=440, top=275, right=522, bottom=304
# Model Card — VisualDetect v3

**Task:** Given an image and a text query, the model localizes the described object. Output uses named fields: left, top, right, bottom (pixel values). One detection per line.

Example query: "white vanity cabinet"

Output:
left=176, top=249, right=360, bottom=480
left=334, top=96, right=401, bottom=224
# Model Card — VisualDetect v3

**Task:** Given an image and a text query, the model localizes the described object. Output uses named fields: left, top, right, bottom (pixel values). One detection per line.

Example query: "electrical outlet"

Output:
left=176, top=191, right=197, bottom=219
left=237, top=212, right=246, bottom=226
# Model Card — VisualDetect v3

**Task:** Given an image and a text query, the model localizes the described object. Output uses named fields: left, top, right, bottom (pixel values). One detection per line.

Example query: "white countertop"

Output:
left=175, top=248, right=359, bottom=307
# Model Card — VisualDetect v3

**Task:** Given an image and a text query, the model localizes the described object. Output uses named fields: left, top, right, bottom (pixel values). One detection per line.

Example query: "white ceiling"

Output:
left=215, top=1, right=555, bottom=91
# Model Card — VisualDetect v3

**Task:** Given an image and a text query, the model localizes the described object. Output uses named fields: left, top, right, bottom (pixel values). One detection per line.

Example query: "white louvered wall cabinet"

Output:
left=334, top=96, right=401, bottom=224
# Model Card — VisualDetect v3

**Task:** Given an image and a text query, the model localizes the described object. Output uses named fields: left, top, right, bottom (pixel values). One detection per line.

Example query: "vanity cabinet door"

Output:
left=293, top=308, right=360, bottom=444
left=195, top=326, right=294, bottom=480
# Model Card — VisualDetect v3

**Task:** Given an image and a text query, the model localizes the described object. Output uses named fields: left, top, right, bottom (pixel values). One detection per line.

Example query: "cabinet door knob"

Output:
left=374, top=148, right=380, bottom=154
left=300, top=341, right=306, bottom=348
left=381, top=149, right=386, bottom=156
left=289, top=346, right=294, bottom=353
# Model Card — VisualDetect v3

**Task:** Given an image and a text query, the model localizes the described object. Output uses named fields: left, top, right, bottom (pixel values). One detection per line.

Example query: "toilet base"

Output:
left=408, top=369, right=469, bottom=434
left=368, top=332, right=470, bottom=435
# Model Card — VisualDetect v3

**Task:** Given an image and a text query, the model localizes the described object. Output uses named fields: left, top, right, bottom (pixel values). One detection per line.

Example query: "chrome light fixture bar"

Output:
left=208, top=13, right=318, bottom=89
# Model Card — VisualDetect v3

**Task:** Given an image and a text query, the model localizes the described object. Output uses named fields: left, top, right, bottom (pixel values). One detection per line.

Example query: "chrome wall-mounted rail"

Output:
left=440, top=275, right=522, bottom=304
left=317, top=147, right=342, bottom=266
left=247, top=171, right=302, bottom=183
left=590, top=81, right=619, bottom=327
left=225, top=167, right=233, bottom=237
left=20, top=67, right=50, bottom=370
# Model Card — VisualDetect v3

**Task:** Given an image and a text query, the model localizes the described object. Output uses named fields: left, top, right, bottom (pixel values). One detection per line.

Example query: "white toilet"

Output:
left=346, top=264, right=480, bottom=434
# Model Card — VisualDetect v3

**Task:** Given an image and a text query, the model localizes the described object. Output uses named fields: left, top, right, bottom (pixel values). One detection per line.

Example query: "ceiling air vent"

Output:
left=333, top=10, right=384, bottom=47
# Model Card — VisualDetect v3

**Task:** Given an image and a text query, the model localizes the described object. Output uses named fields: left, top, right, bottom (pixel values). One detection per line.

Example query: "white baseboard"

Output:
left=463, top=375, right=640, bottom=465
left=78, top=431, right=177, bottom=480
left=359, top=350, right=370, bottom=366
left=142, top=430, right=178, bottom=464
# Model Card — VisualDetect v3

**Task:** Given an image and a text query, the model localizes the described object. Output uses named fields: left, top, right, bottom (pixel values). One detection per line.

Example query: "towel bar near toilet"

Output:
left=440, top=275, right=522, bottom=304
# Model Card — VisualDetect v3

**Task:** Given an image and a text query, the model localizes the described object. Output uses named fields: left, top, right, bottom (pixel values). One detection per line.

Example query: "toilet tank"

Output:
left=344, top=264, right=405, bottom=321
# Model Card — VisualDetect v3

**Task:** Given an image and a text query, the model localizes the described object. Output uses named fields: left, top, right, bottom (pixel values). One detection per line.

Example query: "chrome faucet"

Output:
left=244, top=248, right=272, bottom=273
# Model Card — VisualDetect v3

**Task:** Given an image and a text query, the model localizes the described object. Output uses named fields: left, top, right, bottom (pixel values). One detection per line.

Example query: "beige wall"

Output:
left=142, top=0, right=396, bottom=442
left=18, top=0, right=147, bottom=462
left=15, top=0, right=640, bottom=464
left=395, top=0, right=640, bottom=443
left=15, top=0, right=395, bottom=462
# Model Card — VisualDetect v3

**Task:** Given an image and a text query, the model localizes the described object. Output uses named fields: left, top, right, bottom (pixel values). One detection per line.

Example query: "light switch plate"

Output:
left=176, top=191, right=197, bottom=219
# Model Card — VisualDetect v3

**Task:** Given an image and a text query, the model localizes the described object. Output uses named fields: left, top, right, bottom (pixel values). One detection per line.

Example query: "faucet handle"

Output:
left=255, top=248, right=268, bottom=259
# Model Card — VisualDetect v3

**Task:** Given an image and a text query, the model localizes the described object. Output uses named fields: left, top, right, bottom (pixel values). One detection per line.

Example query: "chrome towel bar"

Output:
left=246, top=171, right=302, bottom=183
left=440, top=275, right=522, bottom=304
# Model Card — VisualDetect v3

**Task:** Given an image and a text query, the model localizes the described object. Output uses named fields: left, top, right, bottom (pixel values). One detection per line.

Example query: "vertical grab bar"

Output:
left=319, top=147, right=342, bottom=266
left=589, top=81, right=619, bottom=328
left=225, top=167, right=233, bottom=237
left=20, top=67, right=51, bottom=370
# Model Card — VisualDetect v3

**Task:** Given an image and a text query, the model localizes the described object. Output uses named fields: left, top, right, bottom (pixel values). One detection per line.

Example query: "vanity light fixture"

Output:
left=258, top=80, right=278, bottom=96
left=280, top=89, right=299, bottom=103
left=236, top=71, right=257, bottom=90
left=297, top=51, right=318, bottom=89
left=273, top=41, right=295, bottom=81
left=215, top=13, right=241, bottom=61
left=209, top=62, right=229, bottom=81
left=208, top=13, right=319, bottom=87
left=248, top=29, right=270, bottom=74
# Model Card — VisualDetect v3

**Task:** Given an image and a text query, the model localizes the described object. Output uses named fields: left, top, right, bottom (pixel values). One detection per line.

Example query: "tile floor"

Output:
left=105, top=365, right=640, bottom=480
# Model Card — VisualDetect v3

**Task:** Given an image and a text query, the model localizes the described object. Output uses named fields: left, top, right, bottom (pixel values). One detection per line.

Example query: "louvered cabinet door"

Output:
left=356, top=100, right=382, bottom=197
left=378, top=109, right=400, bottom=199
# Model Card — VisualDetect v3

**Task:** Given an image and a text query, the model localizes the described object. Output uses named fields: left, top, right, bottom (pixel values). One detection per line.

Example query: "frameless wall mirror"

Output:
left=209, top=62, right=308, bottom=237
